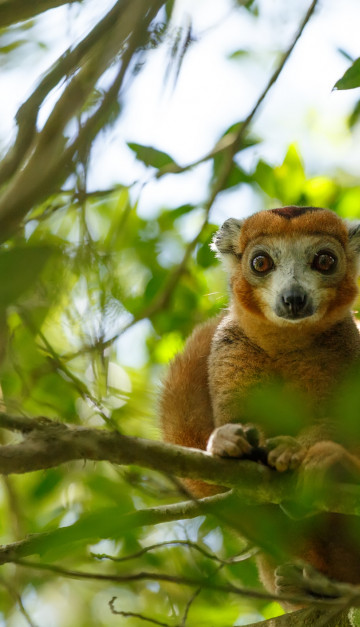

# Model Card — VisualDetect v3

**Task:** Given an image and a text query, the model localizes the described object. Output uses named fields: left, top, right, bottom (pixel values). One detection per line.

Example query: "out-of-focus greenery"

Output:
left=0, top=1, right=360, bottom=626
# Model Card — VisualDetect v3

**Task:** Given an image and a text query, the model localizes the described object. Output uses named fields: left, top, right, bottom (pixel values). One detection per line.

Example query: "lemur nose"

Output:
left=282, top=287, right=307, bottom=315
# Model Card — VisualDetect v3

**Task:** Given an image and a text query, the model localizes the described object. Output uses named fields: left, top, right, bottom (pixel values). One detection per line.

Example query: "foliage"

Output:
left=0, top=1, right=359, bottom=626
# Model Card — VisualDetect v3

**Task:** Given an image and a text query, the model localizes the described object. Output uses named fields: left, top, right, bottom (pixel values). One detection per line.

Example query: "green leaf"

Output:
left=158, top=204, right=196, bottom=230
left=24, top=501, right=135, bottom=559
left=196, top=224, right=217, bottom=268
left=212, top=154, right=251, bottom=191
left=228, top=49, right=248, bottom=60
left=254, top=160, right=277, bottom=196
left=0, top=245, right=56, bottom=306
left=127, top=142, right=178, bottom=169
left=348, top=99, right=360, bottom=128
left=334, top=57, right=360, bottom=90
left=0, top=39, right=27, bottom=54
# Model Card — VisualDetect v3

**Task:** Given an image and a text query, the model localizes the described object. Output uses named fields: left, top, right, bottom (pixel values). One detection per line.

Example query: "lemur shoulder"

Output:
left=160, top=206, right=360, bottom=601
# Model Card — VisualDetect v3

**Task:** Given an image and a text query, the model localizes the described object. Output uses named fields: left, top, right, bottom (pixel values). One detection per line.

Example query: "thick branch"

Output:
left=0, top=0, right=78, bottom=28
left=0, top=414, right=280, bottom=498
left=0, top=418, right=356, bottom=626
left=0, top=415, right=359, bottom=518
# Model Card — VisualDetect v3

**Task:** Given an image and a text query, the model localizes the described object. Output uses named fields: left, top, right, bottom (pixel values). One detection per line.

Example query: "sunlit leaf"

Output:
left=127, top=142, right=178, bottom=169
left=334, top=57, right=360, bottom=90
left=348, top=99, right=360, bottom=128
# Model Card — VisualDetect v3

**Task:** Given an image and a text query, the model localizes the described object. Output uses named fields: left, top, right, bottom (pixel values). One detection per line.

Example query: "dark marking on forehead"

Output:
left=270, top=206, right=322, bottom=220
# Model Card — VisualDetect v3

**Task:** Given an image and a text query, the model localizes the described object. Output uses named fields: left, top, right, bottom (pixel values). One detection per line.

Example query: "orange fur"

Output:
left=238, top=207, right=348, bottom=251
left=160, top=207, right=360, bottom=601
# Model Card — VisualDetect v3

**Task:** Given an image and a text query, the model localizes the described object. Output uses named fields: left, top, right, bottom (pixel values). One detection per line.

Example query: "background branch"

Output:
left=0, top=0, right=165, bottom=241
left=0, top=0, right=78, bottom=28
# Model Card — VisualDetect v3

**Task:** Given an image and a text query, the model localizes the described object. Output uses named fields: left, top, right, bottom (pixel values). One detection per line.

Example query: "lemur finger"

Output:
left=207, top=424, right=252, bottom=457
left=243, top=425, right=260, bottom=447
left=212, top=436, right=252, bottom=457
left=270, top=449, right=293, bottom=472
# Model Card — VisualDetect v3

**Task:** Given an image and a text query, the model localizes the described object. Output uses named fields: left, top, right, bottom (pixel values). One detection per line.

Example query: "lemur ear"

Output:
left=211, top=218, right=244, bottom=258
left=346, top=220, right=360, bottom=255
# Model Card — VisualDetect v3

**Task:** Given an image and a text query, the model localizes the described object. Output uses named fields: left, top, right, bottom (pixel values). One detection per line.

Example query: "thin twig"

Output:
left=0, top=575, right=38, bottom=627
left=91, top=540, right=257, bottom=566
left=181, top=587, right=201, bottom=627
left=109, top=598, right=172, bottom=626
left=19, top=309, right=117, bottom=428
left=156, top=0, right=320, bottom=180
left=11, top=558, right=358, bottom=608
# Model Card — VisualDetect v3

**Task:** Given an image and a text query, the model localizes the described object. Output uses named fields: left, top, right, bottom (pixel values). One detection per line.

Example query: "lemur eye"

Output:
left=312, top=250, right=337, bottom=274
left=251, top=253, right=274, bottom=274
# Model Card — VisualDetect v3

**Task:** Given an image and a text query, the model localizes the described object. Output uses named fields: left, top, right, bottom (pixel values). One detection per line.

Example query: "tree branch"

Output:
left=0, top=0, right=78, bottom=28
left=11, top=558, right=358, bottom=609
left=0, top=413, right=280, bottom=497
left=0, top=0, right=166, bottom=242
left=0, top=414, right=359, bottom=519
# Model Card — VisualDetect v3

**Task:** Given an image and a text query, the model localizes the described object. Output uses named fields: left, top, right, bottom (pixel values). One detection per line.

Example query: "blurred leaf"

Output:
left=196, top=224, right=217, bottom=268
left=254, top=159, right=277, bottom=196
left=262, top=602, right=285, bottom=619
left=0, top=39, right=27, bottom=54
left=0, top=245, right=56, bottom=306
left=244, top=0, right=259, bottom=15
left=348, top=99, right=360, bottom=128
left=127, top=142, right=178, bottom=169
left=158, top=204, right=196, bottom=230
left=212, top=155, right=251, bottom=191
left=255, top=145, right=305, bottom=204
left=334, top=57, right=360, bottom=90
left=31, top=469, right=64, bottom=500
left=216, top=120, right=260, bottom=151
left=304, top=176, right=337, bottom=207
left=275, top=144, right=305, bottom=203
left=228, top=49, right=249, bottom=60
left=153, top=331, right=184, bottom=363
left=337, top=187, right=360, bottom=218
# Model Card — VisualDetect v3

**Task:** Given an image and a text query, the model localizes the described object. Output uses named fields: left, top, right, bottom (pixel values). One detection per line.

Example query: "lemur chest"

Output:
left=271, top=351, right=337, bottom=402
left=221, top=336, right=346, bottom=401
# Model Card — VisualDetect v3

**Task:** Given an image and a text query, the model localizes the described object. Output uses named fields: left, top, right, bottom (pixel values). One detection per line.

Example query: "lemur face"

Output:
left=242, top=234, right=346, bottom=323
left=213, top=207, right=360, bottom=327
